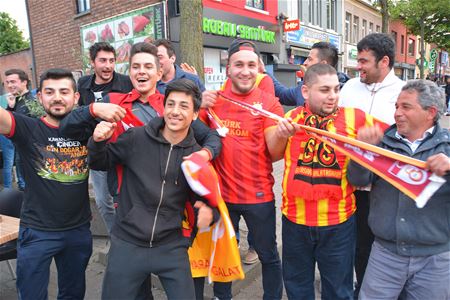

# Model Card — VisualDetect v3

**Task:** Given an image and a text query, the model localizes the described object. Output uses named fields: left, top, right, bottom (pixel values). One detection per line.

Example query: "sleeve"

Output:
left=5, top=112, right=32, bottom=146
left=191, top=119, right=222, bottom=159
left=268, top=73, right=304, bottom=106
left=338, top=82, right=352, bottom=106
left=196, top=77, right=206, bottom=92
left=258, top=75, right=275, bottom=96
left=263, top=95, right=284, bottom=129
left=347, top=160, right=374, bottom=187
left=59, top=105, right=99, bottom=141
left=87, top=127, right=135, bottom=170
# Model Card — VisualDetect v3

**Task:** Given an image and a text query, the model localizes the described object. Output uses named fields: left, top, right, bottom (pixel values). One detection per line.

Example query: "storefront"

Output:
left=286, top=25, right=341, bottom=67
left=344, top=44, right=358, bottom=78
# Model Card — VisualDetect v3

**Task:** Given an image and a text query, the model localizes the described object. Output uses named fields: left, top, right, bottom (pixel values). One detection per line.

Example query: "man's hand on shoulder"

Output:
left=93, top=121, right=117, bottom=142
left=426, top=153, right=450, bottom=177
left=201, top=90, right=218, bottom=108
left=92, top=103, right=126, bottom=122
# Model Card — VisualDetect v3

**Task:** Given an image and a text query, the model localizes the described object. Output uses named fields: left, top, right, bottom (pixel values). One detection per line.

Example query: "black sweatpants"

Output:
left=101, top=234, right=194, bottom=300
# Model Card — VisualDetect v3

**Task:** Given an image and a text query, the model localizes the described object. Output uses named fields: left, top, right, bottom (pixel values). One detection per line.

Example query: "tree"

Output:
left=378, top=0, right=390, bottom=33
left=390, top=0, right=450, bottom=78
left=0, top=12, right=29, bottom=55
left=179, top=0, right=204, bottom=81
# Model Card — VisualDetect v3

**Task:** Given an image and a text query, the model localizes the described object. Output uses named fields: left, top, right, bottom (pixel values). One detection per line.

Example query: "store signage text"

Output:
left=203, top=17, right=276, bottom=44
left=283, top=20, right=300, bottom=32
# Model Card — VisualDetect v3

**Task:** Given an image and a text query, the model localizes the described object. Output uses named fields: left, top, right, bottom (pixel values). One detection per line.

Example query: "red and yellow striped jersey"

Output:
left=282, top=106, right=388, bottom=226
left=200, top=88, right=283, bottom=204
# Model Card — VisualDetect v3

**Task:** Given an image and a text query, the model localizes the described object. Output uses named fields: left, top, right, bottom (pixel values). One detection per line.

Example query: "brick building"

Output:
left=0, top=49, right=34, bottom=91
left=390, top=19, right=417, bottom=80
left=26, top=0, right=161, bottom=81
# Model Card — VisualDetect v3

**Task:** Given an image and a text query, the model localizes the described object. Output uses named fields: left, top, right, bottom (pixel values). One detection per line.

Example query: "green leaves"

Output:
left=390, top=0, right=450, bottom=49
left=0, top=12, right=29, bottom=55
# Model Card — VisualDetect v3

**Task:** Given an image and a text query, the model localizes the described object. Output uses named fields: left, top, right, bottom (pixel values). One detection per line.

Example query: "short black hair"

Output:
left=164, top=78, right=202, bottom=112
left=153, top=39, right=175, bottom=58
left=357, top=33, right=395, bottom=68
left=89, top=42, right=116, bottom=61
left=303, top=64, right=337, bottom=87
left=5, top=69, right=29, bottom=86
left=311, top=42, right=338, bottom=68
left=129, top=42, right=160, bottom=70
left=39, top=68, right=77, bottom=92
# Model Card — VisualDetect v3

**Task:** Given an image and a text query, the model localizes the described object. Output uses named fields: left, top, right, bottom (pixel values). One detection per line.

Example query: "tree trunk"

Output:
left=379, top=0, right=390, bottom=33
left=179, top=0, right=204, bottom=81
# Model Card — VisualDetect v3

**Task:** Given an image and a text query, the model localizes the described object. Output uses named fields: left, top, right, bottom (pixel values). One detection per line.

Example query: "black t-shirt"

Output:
left=8, top=113, right=91, bottom=231
left=91, top=80, right=115, bottom=102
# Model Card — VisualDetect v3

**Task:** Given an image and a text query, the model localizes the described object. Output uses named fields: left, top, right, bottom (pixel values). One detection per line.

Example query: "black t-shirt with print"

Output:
left=8, top=113, right=91, bottom=231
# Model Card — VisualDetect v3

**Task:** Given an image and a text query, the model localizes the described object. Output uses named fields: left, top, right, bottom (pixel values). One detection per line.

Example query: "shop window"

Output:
left=76, top=0, right=90, bottom=14
left=326, top=0, right=337, bottom=30
left=400, top=35, right=405, bottom=54
left=362, top=19, right=367, bottom=37
left=408, top=39, right=415, bottom=56
left=391, top=31, right=397, bottom=45
left=353, top=16, right=359, bottom=44
left=345, top=13, right=351, bottom=43
left=246, top=0, right=264, bottom=10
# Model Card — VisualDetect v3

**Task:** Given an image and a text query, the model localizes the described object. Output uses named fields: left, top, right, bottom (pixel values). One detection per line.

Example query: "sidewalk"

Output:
left=1, top=160, right=321, bottom=299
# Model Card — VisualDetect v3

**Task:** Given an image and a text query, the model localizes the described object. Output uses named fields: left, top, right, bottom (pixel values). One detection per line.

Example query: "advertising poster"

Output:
left=80, top=3, right=166, bottom=74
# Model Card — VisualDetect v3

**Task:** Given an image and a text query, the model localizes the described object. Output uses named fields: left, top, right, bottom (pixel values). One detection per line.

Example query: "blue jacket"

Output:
left=347, top=124, right=450, bottom=256
left=156, top=65, right=205, bottom=94
left=269, top=71, right=349, bottom=107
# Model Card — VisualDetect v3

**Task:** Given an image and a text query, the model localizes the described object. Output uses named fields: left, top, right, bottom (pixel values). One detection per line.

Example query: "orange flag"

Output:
left=181, top=153, right=244, bottom=283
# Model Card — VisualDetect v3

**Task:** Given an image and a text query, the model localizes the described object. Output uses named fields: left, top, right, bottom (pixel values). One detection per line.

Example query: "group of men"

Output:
left=0, top=32, right=448, bottom=300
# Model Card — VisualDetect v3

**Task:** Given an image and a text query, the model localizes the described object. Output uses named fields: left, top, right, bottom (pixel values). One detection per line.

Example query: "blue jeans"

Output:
left=90, top=170, right=115, bottom=233
left=15, top=150, right=25, bottom=190
left=0, top=135, right=15, bottom=189
left=282, top=215, right=356, bottom=300
left=16, top=223, right=93, bottom=300
left=214, top=201, right=282, bottom=300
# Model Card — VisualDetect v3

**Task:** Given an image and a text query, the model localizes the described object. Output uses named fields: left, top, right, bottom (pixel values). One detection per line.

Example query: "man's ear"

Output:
left=192, top=111, right=199, bottom=121
left=379, top=55, right=390, bottom=69
left=301, top=84, right=309, bottom=101
left=74, top=92, right=80, bottom=106
left=427, top=106, right=438, bottom=121
left=37, top=92, right=43, bottom=105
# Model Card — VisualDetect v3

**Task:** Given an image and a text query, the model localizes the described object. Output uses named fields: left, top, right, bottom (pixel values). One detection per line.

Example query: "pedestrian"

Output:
left=88, top=78, right=216, bottom=299
left=347, top=79, right=450, bottom=299
left=266, top=42, right=349, bottom=106
left=76, top=42, right=133, bottom=233
left=269, top=64, right=387, bottom=300
left=338, top=33, right=406, bottom=297
left=200, top=38, right=284, bottom=300
left=0, top=68, right=124, bottom=299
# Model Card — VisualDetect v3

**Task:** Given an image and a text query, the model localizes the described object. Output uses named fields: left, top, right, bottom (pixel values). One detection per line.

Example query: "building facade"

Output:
left=342, top=0, right=382, bottom=78
left=390, top=19, right=416, bottom=80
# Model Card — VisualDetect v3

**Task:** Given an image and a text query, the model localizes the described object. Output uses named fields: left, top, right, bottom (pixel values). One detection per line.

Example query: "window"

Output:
left=309, top=0, right=315, bottom=24
left=369, top=22, right=373, bottom=34
left=408, top=38, right=415, bottom=56
left=362, top=19, right=367, bottom=37
left=326, top=0, right=337, bottom=30
left=400, top=35, right=405, bottom=54
left=391, top=31, right=397, bottom=45
left=376, top=25, right=380, bottom=33
left=345, top=13, right=352, bottom=42
left=76, top=0, right=90, bottom=13
left=353, top=16, right=359, bottom=43
left=246, top=0, right=264, bottom=10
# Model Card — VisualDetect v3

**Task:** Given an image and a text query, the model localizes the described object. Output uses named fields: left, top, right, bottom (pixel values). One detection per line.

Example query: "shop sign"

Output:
left=204, top=66, right=227, bottom=84
left=429, top=49, right=437, bottom=72
left=416, top=58, right=428, bottom=68
left=286, top=26, right=340, bottom=51
left=283, top=20, right=300, bottom=32
left=349, top=48, right=357, bottom=60
left=441, top=51, right=448, bottom=66
left=203, top=17, right=276, bottom=44
left=80, top=3, right=166, bottom=74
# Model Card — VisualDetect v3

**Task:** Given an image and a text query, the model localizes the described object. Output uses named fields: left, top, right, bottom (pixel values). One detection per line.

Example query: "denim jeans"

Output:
left=16, top=223, right=93, bottom=300
left=0, top=135, right=15, bottom=189
left=15, top=150, right=25, bottom=190
left=214, top=201, right=282, bottom=300
left=282, top=215, right=356, bottom=300
left=90, top=170, right=115, bottom=233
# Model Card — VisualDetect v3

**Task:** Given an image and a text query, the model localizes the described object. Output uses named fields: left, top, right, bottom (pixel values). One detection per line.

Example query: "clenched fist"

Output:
left=93, top=121, right=117, bottom=142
